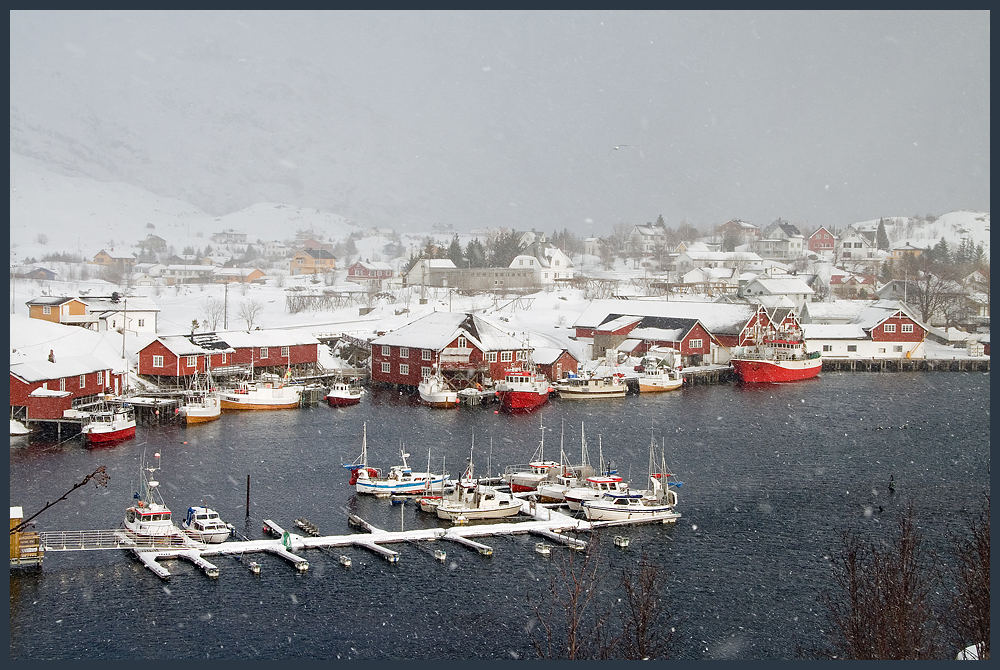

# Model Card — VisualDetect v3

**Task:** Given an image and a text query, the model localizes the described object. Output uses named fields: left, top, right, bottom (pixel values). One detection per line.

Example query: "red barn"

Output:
left=531, top=347, right=579, bottom=382
left=370, top=312, right=533, bottom=388
left=10, top=356, right=121, bottom=421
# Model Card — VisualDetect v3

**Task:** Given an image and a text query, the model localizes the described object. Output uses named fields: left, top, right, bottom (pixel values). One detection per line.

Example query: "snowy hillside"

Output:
left=853, top=211, right=990, bottom=253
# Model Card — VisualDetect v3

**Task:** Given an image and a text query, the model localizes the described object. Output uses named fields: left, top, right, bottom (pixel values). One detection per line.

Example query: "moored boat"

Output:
left=730, top=328, right=821, bottom=383
left=554, top=373, right=627, bottom=399
left=122, top=452, right=183, bottom=543
left=326, top=382, right=364, bottom=407
left=218, top=378, right=302, bottom=410
left=181, top=505, right=234, bottom=543
left=418, top=372, right=459, bottom=408
left=585, top=431, right=681, bottom=523
left=494, top=366, right=552, bottom=413
left=503, top=420, right=560, bottom=493
left=178, top=390, right=221, bottom=424
left=435, top=483, right=523, bottom=523
left=636, top=364, right=683, bottom=393
left=344, top=423, right=452, bottom=496
left=83, top=405, right=136, bottom=444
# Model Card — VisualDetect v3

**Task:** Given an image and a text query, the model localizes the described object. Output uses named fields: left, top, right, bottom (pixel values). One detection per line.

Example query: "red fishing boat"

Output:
left=730, top=333, right=822, bottom=383
left=83, top=406, right=136, bottom=445
left=493, top=366, right=553, bottom=413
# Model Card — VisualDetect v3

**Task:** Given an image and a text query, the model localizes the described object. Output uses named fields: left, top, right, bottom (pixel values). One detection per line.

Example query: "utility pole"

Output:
left=224, top=282, right=229, bottom=330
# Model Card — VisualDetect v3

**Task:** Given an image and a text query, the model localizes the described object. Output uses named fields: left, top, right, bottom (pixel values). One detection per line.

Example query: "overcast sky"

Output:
left=10, top=10, right=990, bottom=235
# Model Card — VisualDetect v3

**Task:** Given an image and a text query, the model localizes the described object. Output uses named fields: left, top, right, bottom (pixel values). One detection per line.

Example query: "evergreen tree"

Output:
left=486, top=230, right=525, bottom=267
left=655, top=214, right=666, bottom=229
left=875, top=219, right=890, bottom=251
left=929, top=237, right=951, bottom=266
left=447, top=235, right=465, bottom=267
left=465, top=238, right=487, bottom=267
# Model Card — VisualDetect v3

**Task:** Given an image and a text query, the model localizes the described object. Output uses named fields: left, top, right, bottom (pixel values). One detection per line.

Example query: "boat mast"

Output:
left=360, top=422, right=368, bottom=468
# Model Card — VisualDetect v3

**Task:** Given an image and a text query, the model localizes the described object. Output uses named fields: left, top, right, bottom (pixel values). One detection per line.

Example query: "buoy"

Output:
left=154, top=410, right=159, bottom=416
left=182, top=441, right=188, bottom=445
left=494, top=410, right=499, bottom=414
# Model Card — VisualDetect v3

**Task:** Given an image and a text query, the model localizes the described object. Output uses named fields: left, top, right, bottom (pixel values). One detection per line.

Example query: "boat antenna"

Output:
left=488, top=436, right=493, bottom=477
left=580, top=422, right=589, bottom=470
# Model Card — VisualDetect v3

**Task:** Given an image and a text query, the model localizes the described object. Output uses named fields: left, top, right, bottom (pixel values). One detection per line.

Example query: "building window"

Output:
left=260, top=347, right=268, bottom=359
left=80, top=374, right=86, bottom=388
left=97, top=371, right=103, bottom=385
left=381, top=362, right=391, bottom=374
left=822, top=345, right=832, bottom=352
left=186, top=355, right=197, bottom=367
left=847, top=345, right=857, bottom=352
left=422, top=366, right=431, bottom=379
left=894, top=345, right=903, bottom=352
left=486, top=352, right=497, bottom=363
left=500, top=351, right=513, bottom=362
left=457, top=336, right=467, bottom=348
left=883, top=323, right=896, bottom=333
left=42, top=306, right=51, bottom=315
left=382, top=345, right=391, bottom=356
left=138, top=319, right=145, bottom=328
left=399, top=363, right=409, bottom=376
left=689, top=339, right=703, bottom=349
left=516, top=350, right=527, bottom=361
left=220, top=353, right=227, bottom=364
left=400, top=347, right=409, bottom=358
left=153, top=355, right=164, bottom=368
left=60, top=378, right=66, bottom=391
left=901, top=323, right=914, bottom=333
left=422, top=349, right=431, bottom=360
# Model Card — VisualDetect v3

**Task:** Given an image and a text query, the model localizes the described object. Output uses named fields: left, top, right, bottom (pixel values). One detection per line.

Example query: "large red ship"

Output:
left=494, top=367, right=552, bottom=413
left=730, top=336, right=822, bottom=383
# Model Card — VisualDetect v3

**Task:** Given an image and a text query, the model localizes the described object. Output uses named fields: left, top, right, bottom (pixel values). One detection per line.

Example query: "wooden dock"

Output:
left=821, top=357, right=990, bottom=373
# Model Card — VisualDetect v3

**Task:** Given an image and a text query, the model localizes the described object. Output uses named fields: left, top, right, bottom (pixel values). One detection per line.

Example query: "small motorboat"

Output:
left=535, top=542, right=552, bottom=556
left=434, top=549, right=447, bottom=562
left=181, top=505, right=234, bottom=544
left=326, top=382, right=364, bottom=407
left=339, top=555, right=352, bottom=568
left=83, top=406, right=137, bottom=445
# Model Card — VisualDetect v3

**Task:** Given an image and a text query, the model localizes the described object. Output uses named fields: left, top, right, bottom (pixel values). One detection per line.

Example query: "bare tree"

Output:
left=202, top=296, right=225, bottom=330
left=823, top=502, right=943, bottom=659
left=950, top=494, right=990, bottom=660
left=238, top=298, right=263, bottom=331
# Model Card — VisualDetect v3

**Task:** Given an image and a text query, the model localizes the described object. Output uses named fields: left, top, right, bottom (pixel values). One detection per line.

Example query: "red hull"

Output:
left=85, top=425, right=136, bottom=444
left=510, top=482, right=539, bottom=493
left=499, top=390, right=550, bottom=413
left=731, top=358, right=821, bottom=383
left=326, top=396, right=361, bottom=407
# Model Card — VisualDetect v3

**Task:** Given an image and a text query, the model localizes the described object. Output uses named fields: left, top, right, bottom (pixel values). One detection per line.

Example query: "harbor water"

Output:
left=9, top=371, right=991, bottom=660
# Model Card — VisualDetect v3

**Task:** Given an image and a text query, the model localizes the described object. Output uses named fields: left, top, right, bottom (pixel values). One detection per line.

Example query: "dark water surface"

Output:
left=9, top=372, right=990, bottom=660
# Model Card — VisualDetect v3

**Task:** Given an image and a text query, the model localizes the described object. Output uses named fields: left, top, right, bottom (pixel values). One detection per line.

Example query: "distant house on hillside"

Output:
left=890, top=242, right=927, bottom=260
left=838, top=228, right=879, bottom=262
left=715, top=219, right=761, bottom=248
left=91, top=249, right=136, bottom=270
left=740, top=275, right=815, bottom=310
left=829, top=272, right=876, bottom=299
left=290, top=248, right=336, bottom=275
left=25, top=295, right=159, bottom=334
left=807, top=226, right=838, bottom=256
left=347, top=260, right=393, bottom=283
left=14, top=267, right=57, bottom=281
left=212, top=267, right=266, bottom=284
left=753, top=221, right=805, bottom=260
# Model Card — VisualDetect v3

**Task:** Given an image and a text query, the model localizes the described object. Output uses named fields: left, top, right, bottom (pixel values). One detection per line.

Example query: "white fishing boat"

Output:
left=535, top=422, right=596, bottom=502
left=564, top=474, right=630, bottom=511
left=553, top=373, right=627, bottom=399
left=418, top=370, right=459, bottom=408
left=218, top=376, right=302, bottom=410
left=503, top=419, right=560, bottom=493
left=535, top=542, right=552, bottom=556
left=326, top=382, right=364, bottom=407
left=584, top=433, right=681, bottom=523
left=178, top=390, right=221, bottom=424
left=435, top=483, right=522, bottom=523
left=83, top=405, right=137, bottom=445
left=181, top=505, right=234, bottom=543
left=122, top=452, right=183, bottom=542
left=635, top=364, right=683, bottom=393
left=344, top=423, right=451, bottom=495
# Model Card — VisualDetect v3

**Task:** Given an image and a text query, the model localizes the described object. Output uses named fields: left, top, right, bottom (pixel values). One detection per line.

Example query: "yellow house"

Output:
left=25, top=297, right=89, bottom=324
left=891, top=242, right=926, bottom=260
left=290, top=248, right=336, bottom=275
left=92, top=249, right=136, bottom=269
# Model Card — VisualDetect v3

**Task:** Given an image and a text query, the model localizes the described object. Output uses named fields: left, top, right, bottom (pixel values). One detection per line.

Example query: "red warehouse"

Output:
left=10, top=356, right=122, bottom=421
left=138, top=334, right=236, bottom=382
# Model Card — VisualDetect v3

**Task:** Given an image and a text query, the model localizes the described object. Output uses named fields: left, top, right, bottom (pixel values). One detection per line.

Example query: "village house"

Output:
left=212, top=267, right=266, bottom=284
left=24, top=295, right=159, bottom=334
left=627, top=222, right=668, bottom=255
left=890, top=242, right=927, bottom=260
left=673, top=250, right=762, bottom=275
left=572, top=299, right=783, bottom=365
left=10, top=356, right=124, bottom=421
left=290, top=248, right=336, bottom=275
left=837, top=228, right=879, bottom=262
left=801, top=300, right=928, bottom=359
left=590, top=315, right=713, bottom=366
left=153, top=264, right=217, bottom=284
left=402, top=259, right=538, bottom=291
left=346, top=260, right=394, bottom=283
left=583, top=237, right=602, bottom=257
left=806, top=226, right=838, bottom=256
left=137, top=329, right=320, bottom=381
left=13, top=266, right=57, bottom=281
left=829, top=272, right=876, bottom=299
left=752, top=221, right=806, bottom=260
left=91, top=249, right=136, bottom=271
left=529, top=346, right=579, bottom=382
left=739, top=275, right=815, bottom=310
left=715, top=219, right=761, bottom=248
left=369, top=311, right=535, bottom=388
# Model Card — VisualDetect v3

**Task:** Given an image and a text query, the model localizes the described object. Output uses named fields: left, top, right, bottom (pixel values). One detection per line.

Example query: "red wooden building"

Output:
left=807, top=226, right=838, bottom=254
left=346, top=260, right=394, bottom=283
left=10, top=356, right=122, bottom=421
left=370, top=312, right=533, bottom=388
left=592, top=315, right=713, bottom=365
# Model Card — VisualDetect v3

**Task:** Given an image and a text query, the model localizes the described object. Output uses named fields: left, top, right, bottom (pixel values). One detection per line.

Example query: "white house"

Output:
left=802, top=300, right=928, bottom=359
left=403, top=259, right=457, bottom=287
left=740, top=275, right=815, bottom=309
left=674, top=250, right=762, bottom=274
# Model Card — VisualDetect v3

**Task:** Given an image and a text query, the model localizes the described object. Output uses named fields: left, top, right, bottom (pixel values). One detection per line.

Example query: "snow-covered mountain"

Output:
left=853, top=211, right=990, bottom=253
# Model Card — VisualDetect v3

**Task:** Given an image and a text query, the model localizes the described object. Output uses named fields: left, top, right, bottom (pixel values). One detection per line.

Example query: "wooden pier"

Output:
left=821, top=357, right=990, bottom=373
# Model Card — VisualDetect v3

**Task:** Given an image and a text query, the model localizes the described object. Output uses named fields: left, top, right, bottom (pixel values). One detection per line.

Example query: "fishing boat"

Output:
left=435, top=483, right=523, bottom=522
left=82, top=405, right=136, bottom=444
left=553, top=373, right=627, bottom=399
left=503, top=420, right=560, bottom=493
left=730, top=328, right=822, bottom=383
left=562, top=434, right=629, bottom=511
left=122, top=452, right=183, bottom=542
left=178, top=390, right=221, bottom=424
left=325, top=382, right=364, bottom=407
left=218, top=377, right=302, bottom=410
left=419, top=442, right=476, bottom=513
left=493, top=366, right=552, bottom=413
left=181, top=505, right=234, bottom=543
left=344, top=423, right=452, bottom=496
left=584, top=432, right=681, bottom=523
left=418, top=371, right=459, bottom=408
left=635, top=364, right=683, bottom=393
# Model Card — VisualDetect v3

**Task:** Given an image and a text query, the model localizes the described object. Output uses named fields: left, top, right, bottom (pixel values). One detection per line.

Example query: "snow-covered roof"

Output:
left=11, top=355, right=113, bottom=382
left=680, top=250, right=762, bottom=262
left=352, top=260, right=393, bottom=271
left=596, top=315, right=643, bottom=332
left=25, top=296, right=81, bottom=306
left=212, top=267, right=263, bottom=277
left=616, top=339, right=642, bottom=353
left=84, top=296, right=160, bottom=312
left=530, top=346, right=573, bottom=365
left=156, top=335, right=236, bottom=357
left=28, top=387, right=72, bottom=397
left=628, top=326, right=687, bottom=341
left=745, top=276, right=815, bottom=295
left=9, top=314, right=124, bottom=372
left=801, top=324, right=867, bottom=340
left=853, top=300, right=926, bottom=331
left=574, top=299, right=755, bottom=336
left=801, top=300, right=874, bottom=323
left=371, top=311, right=525, bottom=351
left=217, top=329, right=320, bottom=348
